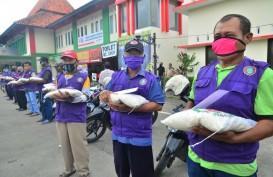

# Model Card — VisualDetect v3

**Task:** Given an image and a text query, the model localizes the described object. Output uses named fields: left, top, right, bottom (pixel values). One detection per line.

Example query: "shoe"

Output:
left=7, top=98, right=13, bottom=101
left=36, top=119, right=44, bottom=122
left=25, top=112, right=33, bottom=115
left=13, top=102, right=17, bottom=104
left=19, top=108, right=27, bottom=111
left=16, top=108, right=20, bottom=110
left=30, top=113, right=39, bottom=117
left=59, top=170, right=76, bottom=177
left=41, top=119, right=51, bottom=125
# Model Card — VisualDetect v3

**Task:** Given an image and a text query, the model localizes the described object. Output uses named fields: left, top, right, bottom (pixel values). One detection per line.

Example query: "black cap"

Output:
left=104, top=62, right=110, bottom=69
left=40, top=57, right=49, bottom=62
left=124, top=39, right=144, bottom=53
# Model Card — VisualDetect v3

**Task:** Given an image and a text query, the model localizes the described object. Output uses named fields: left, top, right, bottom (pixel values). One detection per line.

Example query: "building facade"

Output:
left=174, top=0, right=273, bottom=76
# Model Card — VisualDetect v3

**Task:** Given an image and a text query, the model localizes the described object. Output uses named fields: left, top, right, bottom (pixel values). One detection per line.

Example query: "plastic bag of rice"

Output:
left=44, top=88, right=83, bottom=99
left=108, top=93, right=149, bottom=108
left=17, top=78, right=29, bottom=84
left=29, top=77, right=44, bottom=82
left=42, top=83, right=57, bottom=92
left=161, top=109, right=257, bottom=133
left=118, top=93, right=149, bottom=108
left=8, top=80, right=18, bottom=85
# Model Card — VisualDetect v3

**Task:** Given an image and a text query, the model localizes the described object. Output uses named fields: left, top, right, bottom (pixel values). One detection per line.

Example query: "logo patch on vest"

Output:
left=139, top=78, right=147, bottom=85
left=243, top=66, right=256, bottom=76
left=77, top=77, right=84, bottom=83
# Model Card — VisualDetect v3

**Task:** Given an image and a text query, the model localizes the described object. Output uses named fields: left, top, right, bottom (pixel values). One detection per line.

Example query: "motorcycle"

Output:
left=86, top=90, right=159, bottom=143
left=154, top=76, right=191, bottom=177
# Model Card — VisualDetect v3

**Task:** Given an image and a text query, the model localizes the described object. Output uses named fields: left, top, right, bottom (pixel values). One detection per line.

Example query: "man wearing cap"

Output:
left=28, top=57, right=53, bottom=124
left=99, top=62, right=114, bottom=88
left=51, top=50, right=91, bottom=177
left=99, top=39, right=165, bottom=177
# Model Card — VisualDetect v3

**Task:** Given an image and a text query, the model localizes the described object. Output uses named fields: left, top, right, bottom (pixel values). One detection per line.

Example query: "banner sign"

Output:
left=77, top=48, right=101, bottom=64
left=78, top=31, right=103, bottom=47
left=101, top=42, right=117, bottom=59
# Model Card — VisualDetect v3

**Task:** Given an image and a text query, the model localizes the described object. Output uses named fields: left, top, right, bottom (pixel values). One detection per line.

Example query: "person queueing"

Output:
left=23, top=62, right=40, bottom=117
left=14, top=66, right=27, bottom=111
left=28, top=57, right=53, bottom=124
left=98, top=62, right=114, bottom=88
left=99, top=39, right=165, bottom=177
left=185, top=14, right=273, bottom=177
left=51, top=50, right=91, bottom=177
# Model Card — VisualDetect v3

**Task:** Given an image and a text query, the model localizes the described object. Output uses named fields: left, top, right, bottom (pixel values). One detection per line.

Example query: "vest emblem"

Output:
left=139, top=78, right=147, bottom=85
left=243, top=66, right=256, bottom=76
left=77, top=77, right=84, bottom=83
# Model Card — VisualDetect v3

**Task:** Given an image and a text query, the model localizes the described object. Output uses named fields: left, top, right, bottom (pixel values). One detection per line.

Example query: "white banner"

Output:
left=101, top=42, right=117, bottom=59
left=78, top=31, right=103, bottom=47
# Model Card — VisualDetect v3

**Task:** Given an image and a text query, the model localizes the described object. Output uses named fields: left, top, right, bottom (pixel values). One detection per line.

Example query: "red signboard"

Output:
left=77, top=48, right=101, bottom=64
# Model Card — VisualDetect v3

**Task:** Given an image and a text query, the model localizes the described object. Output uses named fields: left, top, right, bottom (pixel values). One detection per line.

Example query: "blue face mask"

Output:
left=124, top=56, right=144, bottom=70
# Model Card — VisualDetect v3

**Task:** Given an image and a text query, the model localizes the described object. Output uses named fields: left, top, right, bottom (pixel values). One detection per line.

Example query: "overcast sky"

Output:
left=0, top=0, right=91, bottom=34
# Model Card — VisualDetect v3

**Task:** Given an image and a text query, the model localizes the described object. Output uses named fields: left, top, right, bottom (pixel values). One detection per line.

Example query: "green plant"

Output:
left=177, top=52, right=199, bottom=78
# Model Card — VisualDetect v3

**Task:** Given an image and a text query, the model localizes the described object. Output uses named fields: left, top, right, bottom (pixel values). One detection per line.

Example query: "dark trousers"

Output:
left=13, top=89, right=18, bottom=103
left=17, top=90, right=27, bottom=109
left=6, top=85, right=13, bottom=99
left=39, top=92, right=53, bottom=121
left=113, top=140, right=154, bottom=177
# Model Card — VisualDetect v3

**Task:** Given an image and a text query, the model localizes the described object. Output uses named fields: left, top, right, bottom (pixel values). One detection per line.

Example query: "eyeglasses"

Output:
left=124, top=51, right=143, bottom=57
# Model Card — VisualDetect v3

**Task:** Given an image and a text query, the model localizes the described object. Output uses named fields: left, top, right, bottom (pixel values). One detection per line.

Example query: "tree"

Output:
left=177, top=52, right=199, bottom=78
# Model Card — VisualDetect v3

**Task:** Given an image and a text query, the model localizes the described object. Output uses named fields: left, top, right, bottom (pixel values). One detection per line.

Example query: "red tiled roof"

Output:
left=28, top=0, right=74, bottom=16
left=16, top=11, right=64, bottom=28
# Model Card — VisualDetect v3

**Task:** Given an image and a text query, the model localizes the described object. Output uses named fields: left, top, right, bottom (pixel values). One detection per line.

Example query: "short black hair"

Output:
left=24, top=61, right=31, bottom=66
left=104, top=62, right=110, bottom=69
left=40, top=56, right=49, bottom=62
left=215, top=14, right=251, bottom=35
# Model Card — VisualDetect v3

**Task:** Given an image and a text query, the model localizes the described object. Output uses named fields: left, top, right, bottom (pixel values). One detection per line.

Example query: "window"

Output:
left=268, top=39, right=273, bottom=66
left=110, top=15, right=114, bottom=34
left=151, top=0, right=160, bottom=27
left=65, top=33, right=68, bottom=46
left=121, top=3, right=127, bottom=33
left=60, top=35, right=63, bottom=47
left=80, top=26, right=84, bottom=36
left=77, top=29, right=80, bottom=37
left=95, top=21, right=99, bottom=32
left=91, top=23, right=94, bottom=33
left=100, top=19, right=103, bottom=31
left=84, top=25, right=88, bottom=35
left=169, top=0, right=178, bottom=31
left=256, top=26, right=260, bottom=34
left=135, top=0, right=150, bottom=29
left=206, top=46, right=217, bottom=65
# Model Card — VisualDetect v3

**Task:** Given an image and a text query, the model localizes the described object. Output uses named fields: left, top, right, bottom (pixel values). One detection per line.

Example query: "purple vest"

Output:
left=189, top=57, right=268, bottom=163
left=110, top=70, right=156, bottom=138
left=34, top=66, right=53, bottom=91
left=55, top=72, right=88, bottom=123
left=21, top=70, right=36, bottom=91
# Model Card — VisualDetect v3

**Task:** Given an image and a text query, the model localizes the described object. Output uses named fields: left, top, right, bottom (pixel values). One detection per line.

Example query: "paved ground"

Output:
left=0, top=91, right=273, bottom=177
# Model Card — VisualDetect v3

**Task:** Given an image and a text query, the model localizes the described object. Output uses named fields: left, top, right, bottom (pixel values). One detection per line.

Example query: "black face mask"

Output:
left=62, top=62, right=76, bottom=73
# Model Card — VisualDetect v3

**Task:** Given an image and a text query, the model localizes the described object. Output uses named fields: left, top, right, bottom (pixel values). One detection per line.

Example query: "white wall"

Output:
left=35, top=28, right=55, bottom=54
left=246, top=40, right=268, bottom=62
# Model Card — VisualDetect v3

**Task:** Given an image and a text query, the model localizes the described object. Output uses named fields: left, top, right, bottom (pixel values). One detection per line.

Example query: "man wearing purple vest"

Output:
left=28, top=57, right=53, bottom=124
left=51, top=50, right=90, bottom=177
left=100, top=39, right=165, bottom=177
left=185, top=14, right=273, bottom=177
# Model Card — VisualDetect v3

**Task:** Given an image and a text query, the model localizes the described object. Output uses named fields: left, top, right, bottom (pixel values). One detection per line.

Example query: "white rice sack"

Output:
left=109, top=93, right=121, bottom=104
left=165, top=75, right=189, bottom=95
left=29, top=77, right=44, bottom=81
left=5, top=76, right=14, bottom=81
left=161, top=109, right=257, bottom=133
left=42, top=83, right=57, bottom=92
left=44, top=88, right=83, bottom=99
left=161, top=109, right=201, bottom=132
left=17, top=78, right=29, bottom=84
left=118, top=93, right=149, bottom=108
left=102, top=77, right=111, bottom=87
left=8, top=80, right=18, bottom=85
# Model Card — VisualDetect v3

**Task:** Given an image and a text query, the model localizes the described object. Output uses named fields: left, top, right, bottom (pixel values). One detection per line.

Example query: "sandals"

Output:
left=59, top=170, right=76, bottom=177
